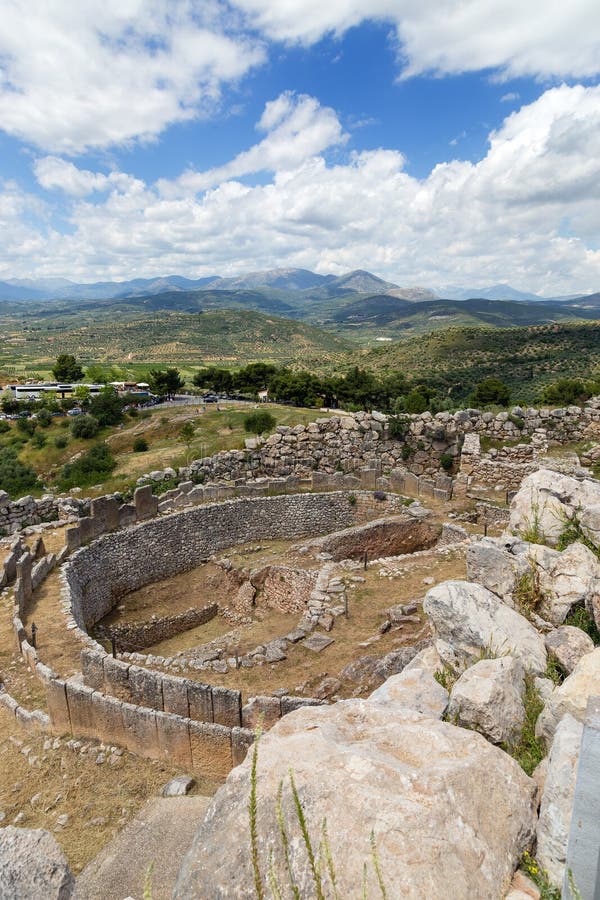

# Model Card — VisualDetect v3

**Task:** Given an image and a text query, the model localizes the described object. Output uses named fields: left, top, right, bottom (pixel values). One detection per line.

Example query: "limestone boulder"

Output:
left=369, top=666, right=449, bottom=718
left=447, top=656, right=526, bottom=746
left=174, top=702, right=537, bottom=900
left=527, top=542, right=600, bottom=625
left=545, top=626, right=594, bottom=675
left=466, top=538, right=529, bottom=603
left=423, top=581, right=547, bottom=675
left=536, top=647, right=600, bottom=744
left=509, top=470, right=600, bottom=547
left=536, top=714, right=583, bottom=888
left=0, top=826, right=74, bottom=899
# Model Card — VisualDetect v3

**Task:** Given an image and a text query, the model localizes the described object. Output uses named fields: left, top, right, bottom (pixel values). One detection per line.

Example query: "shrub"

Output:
left=58, top=443, right=116, bottom=489
left=440, top=452, right=453, bottom=472
left=501, top=676, right=545, bottom=775
left=133, top=437, right=149, bottom=452
left=31, top=431, right=47, bottom=448
left=54, top=435, right=68, bottom=449
left=0, top=447, right=40, bottom=498
left=244, top=411, right=276, bottom=435
left=36, top=408, right=53, bottom=428
left=71, top=414, right=100, bottom=439
left=470, top=377, right=510, bottom=407
left=0, top=420, right=9, bottom=434
left=401, top=445, right=411, bottom=461
left=565, top=604, right=600, bottom=645
left=16, top=417, right=36, bottom=437
left=388, top=415, right=409, bottom=439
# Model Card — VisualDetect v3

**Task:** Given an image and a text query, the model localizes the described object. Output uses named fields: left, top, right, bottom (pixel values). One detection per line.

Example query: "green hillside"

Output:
left=360, top=321, right=600, bottom=404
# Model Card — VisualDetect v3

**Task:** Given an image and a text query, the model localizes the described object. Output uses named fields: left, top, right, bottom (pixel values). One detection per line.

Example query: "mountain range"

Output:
left=2, top=267, right=591, bottom=304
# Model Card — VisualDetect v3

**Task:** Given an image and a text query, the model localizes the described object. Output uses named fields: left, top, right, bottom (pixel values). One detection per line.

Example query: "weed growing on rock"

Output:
left=518, top=499, right=546, bottom=544
left=434, top=663, right=458, bottom=692
left=514, top=567, right=543, bottom=618
left=249, top=736, right=388, bottom=899
left=502, top=676, right=545, bottom=776
left=520, top=850, right=560, bottom=899
left=557, top=513, right=600, bottom=558
left=545, top=655, right=567, bottom=686
left=564, top=604, right=600, bottom=645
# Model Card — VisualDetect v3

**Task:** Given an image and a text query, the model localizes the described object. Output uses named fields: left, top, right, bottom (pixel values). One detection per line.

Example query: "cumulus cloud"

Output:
left=232, top=0, right=600, bottom=80
left=157, top=92, right=348, bottom=197
left=0, top=0, right=264, bottom=153
left=4, top=84, right=600, bottom=294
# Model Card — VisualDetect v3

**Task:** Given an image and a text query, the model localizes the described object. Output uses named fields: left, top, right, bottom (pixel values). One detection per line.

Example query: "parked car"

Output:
left=67, top=407, right=83, bottom=416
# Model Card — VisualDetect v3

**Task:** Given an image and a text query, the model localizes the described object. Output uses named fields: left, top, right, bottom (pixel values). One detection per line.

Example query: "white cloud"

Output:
left=232, top=0, right=600, bottom=80
left=4, top=84, right=600, bottom=295
left=157, top=92, right=347, bottom=197
left=0, top=0, right=264, bottom=153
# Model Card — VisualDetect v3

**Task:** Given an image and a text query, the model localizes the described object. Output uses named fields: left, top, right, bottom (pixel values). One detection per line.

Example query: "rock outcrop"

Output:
left=545, top=626, right=594, bottom=675
left=509, top=470, right=600, bottom=547
left=175, top=701, right=537, bottom=899
left=0, top=827, right=74, bottom=899
left=536, top=714, right=583, bottom=887
left=536, top=647, right=600, bottom=744
left=369, top=665, right=449, bottom=718
left=423, top=581, right=547, bottom=674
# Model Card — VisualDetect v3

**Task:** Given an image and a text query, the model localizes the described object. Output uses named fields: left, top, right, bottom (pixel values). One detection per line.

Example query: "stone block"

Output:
left=16, top=551, right=32, bottom=603
left=3, top=550, right=17, bottom=583
left=80, top=648, right=105, bottom=691
left=79, top=516, right=98, bottom=545
left=66, top=681, right=96, bottom=738
left=434, top=488, right=451, bottom=501
left=162, top=676, right=190, bottom=718
left=359, top=469, right=377, bottom=490
left=211, top=686, right=242, bottom=728
left=102, top=655, right=131, bottom=701
left=155, top=711, right=192, bottom=767
left=45, top=679, right=73, bottom=734
left=90, top=692, right=127, bottom=747
left=65, top=525, right=81, bottom=552
left=232, top=727, right=255, bottom=767
left=241, top=696, right=281, bottom=731
left=127, top=665, right=163, bottom=711
left=134, top=484, right=158, bottom=521
left=187, top=680, right=213, bottom=723
left=280, top=696, right=324, bottom=716
left=418, top=479, right=435, bottom=498
left=189, top=721, right=233, bottom=779
left=403, top=472, right=419, bottom=496
left=121, top=703, right=159, bottom=758
left=90, top=496, right=120, bottom=532
left=118, top=503, right=137, bottom=527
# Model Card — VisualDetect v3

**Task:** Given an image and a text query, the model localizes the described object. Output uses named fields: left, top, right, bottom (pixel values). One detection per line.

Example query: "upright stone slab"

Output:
left=162, top=676, right=190, bottom=718
left=80, top=648, right=105, bottom=691
left=90, top=496, right=120, bottom=533
left=403, top=471, right=419, bottom=496
left=90, top=692, right=127, bottom=747
left=127, top=665, right=164, bottom=711
left=134, top=485, right=158, bottom=521
left=65, top=525, right=81, bottom=552
left=187, top=680, right=213, bottom=723
left=16, top=551, right=33, bottom=606
left=359, top=469, right=377, bottom=490
left=155, top=711, right=193, bottom=767
left=44, top=678, right=72, bottom=734
left=563, top=696, right=600, bottom=899
left=231, top=726, right=255, bottom=767
left=121, top=702, right=159, bottom=758
left=102, top=655, right=131, bottom=701
left=78, top=516, right=98, bottom=545
left=211, top=686, right=242, bottom=728
left=118, top=503, right=137, bottom=527
left=65, top=681, right=96, bottom=738
left=189, top=721, right=232, bottom=779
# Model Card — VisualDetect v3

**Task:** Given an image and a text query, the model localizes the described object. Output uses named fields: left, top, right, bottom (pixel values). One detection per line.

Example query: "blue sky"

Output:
left=0, top=2, right=599, bottom=294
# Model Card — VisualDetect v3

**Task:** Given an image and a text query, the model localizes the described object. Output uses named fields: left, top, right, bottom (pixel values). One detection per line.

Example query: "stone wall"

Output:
left=94, top=604, right=218, bottom=653
left=62, top=492, right=394, bottom=631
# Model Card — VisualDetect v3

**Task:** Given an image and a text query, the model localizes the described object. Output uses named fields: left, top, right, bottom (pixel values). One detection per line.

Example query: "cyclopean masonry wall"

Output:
left=5, top=398, right=600, bottom=534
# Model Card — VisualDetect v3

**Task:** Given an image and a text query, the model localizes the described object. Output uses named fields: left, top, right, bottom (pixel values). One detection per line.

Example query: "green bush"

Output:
left=440, top=452, right=454, bottom=472
left=31, top=431, right=47, bottom=448
left=16, top=417, right=36, bottom=437
left=54, top=435, right=68, bottom=449
left=0, top=447, right=40, bottom=498
left=36, top=409, right=53, bottom=428
left=388, top=415, right=409, bottom=439
left=470, top=377, right=510, bottom=407
left=133, top=437, right=149, bottom=452
left=0, top=420, right=9, bottom=434
left=244, top=411, right=276, bottom=435
left=71, top=414, right=100, bottom=439
left=58, top=443, right=116, bottom=489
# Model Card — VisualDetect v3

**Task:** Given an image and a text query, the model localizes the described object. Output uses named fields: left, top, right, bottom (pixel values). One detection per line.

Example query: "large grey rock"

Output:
left=536, top=714, right=584, bottom=888
left=545, top=626, right=595, bottom=674
left=536, top=647, right=600, bottom=744
left=369, top=666, right=449, bottom=718
left=174, top=701, right=537, bottom=899
left=509, top=470, right=600, bottom=547
left=0, top=826, right=74, bottom=899
left=527, top=542, right=600, bottom=625
left=466, top=538, right=530, bottom=603
left=447, top=657, right=526, bottom=746
left=423, top=581, right=547, bottom=675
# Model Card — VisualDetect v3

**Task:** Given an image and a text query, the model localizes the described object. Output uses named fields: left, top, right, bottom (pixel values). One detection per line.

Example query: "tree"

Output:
left=244, top=411, right=276, bottom=435
left=89, top=386, right=125, bottom=426
left=148, top=368, right=185, bottom=399
left=0, top=447, right=40, bottom=498
left=542, top=378, right=587, bottom=407
left=52, top=354, right=84, bottom=382
left=71, top=414, right=100, bottom=439
left=193, top=367, right=233, bottom=393
left=470, top=377, right=511, bottom=407
left=73, top=385, right=91, bottom=408
left=179, top=421, right=196, bottom=450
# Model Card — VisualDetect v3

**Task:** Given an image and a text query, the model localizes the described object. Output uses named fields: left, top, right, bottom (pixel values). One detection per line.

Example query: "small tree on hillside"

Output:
left=244, top=411, right=276, bottom=436
left=470, top=377, right=511, bottom=407
left=148, top=368, right=185, bottom=400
